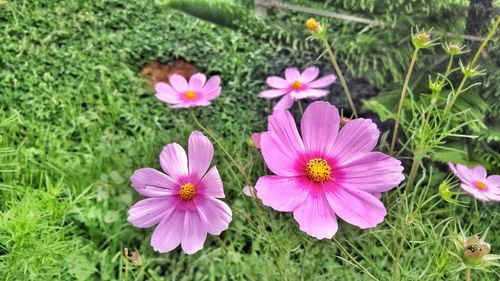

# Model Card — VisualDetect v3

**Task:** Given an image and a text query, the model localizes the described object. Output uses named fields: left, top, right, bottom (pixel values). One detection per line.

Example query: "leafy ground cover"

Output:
left=0, top=0, right=498, bottom=280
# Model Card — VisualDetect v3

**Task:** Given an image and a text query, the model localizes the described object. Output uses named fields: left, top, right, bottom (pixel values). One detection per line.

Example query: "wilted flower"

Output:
left=464, top=236, right=491, bottom=266
left=255, top=101, right=404, bottom=239
left=128, top=131, right=232, bottom=254
left=448, top=162, right=499, bottom=202
left=155, top=73, right=221, bottom=108
left=259, top=67, right=336, bottom=111
left=411, top=28, right=438, bottom=49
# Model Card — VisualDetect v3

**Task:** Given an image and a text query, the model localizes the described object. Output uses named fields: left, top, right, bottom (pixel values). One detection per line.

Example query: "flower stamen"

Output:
left=179, top=183, right=196, bottom=200
left=474, top=181, right=487, bottom=190
left=306, top=158, right=332, bottom=182
left=185, top=90, right=197, bottom=100
left=292, top=80, right=302, bottom=90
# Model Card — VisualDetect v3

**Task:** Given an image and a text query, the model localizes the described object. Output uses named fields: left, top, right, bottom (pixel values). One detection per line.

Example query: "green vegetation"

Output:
left=0, top=0, right=498, bottom=280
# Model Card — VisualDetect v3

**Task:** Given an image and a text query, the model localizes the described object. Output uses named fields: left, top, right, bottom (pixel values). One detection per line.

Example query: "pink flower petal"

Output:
left=300, top=101, right=339, bottom=156
left=470, top=165, right=487, bottom=181
left=266, top=76, right=289, bottom=89
left=260, top=132, right=304, bottom=176
left=336, top=152, right=404, bottom=193
left=486, top=175, right=500, bottom=188
left=189, top=73, right=206, bottom=91
left=242, top=185, right=253, bottom=197
left=203, top=75, right=221, bottom=92
left=188, top=131, right=214, bottom=179
left=299, top=89, right=329, bottom=99
left=250, top=132, right=262, bottom=149
left=151, top=209, right=184, bottom=253
left=198, top=166, right=224, bottom=198
left=300, top=66, right=320, bottom=83
left=285, top=67, right=301, bottom=82
left=181, top=211, right=208, bottom=254
left=204, top=87, right=221, bottom=101
left=130, top=168, right=178, bottom=197
left=331, top=118, right=379, bottom=164
left=196, top=197, right=232, bottom=235
left=160, top=143, right=188, bottom=180
left=128, top=197, right=175, bottom=228
left=255, top=176, right=311, bottom=211
left=259, top=89, right=288, bottom=99
left=169, top=74, right=188, bottom=92
left=325, top=184, right=387, bottom=229
left=273, top=94, right=295, bottom=111
left=267, top=109, right=305, bottom=155
left=292, top=191, right=338, bottom=239
left=455, top=164, right=477, bottom=184
left=307, top=75, right=336, bottom=88
left=155, top=82, right=182, bottom=104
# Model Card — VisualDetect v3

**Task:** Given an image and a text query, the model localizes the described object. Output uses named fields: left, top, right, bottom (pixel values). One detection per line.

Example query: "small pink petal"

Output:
left=188, top=131, right=214, bottom=179
left=198, top=166, right=224, bottom=198
left=151, top=209, right=184, bottom=253
left=130, top=168, right=177, bottom=197
left=284, top=67, right=301, bottom=82
left=181, top=211, right=208, bottom=254
left=486, top=175, right=500, bottom=188
left=266, top=76, right=289, bottom=89
left=202, top=75, right=221, bottom=92
left=331, top=118, right=379, bottom=164
left=260, top=132, right=304, bottom=177
left=267, top=109, right=305, bottom=155
left=300, top=66, right=320, bottom=83
left=128, top=197, right=175, bottom=228
left=204, top=87, right=221, bottom=101
left=160, top=143, right=188, bottom=180
left=196, top=197, right=232, bottom=235
left=273, top=94, right=294, bottom=111
left=259, top=89, right=288, bottom=99
left=169, top=74, right=189, bottom=92
left=293, top=192, right=338, bottom=239
left=300, top=89, right=329, bottom=99
left=242, top=186, right=253, bottom=197
left=460, top=183, right=489, bottom=202
left=300, top=101, right=339, bottom=156
left=307, top=74, right=336, bottom=88
left=256, top=176, right=311, bottom=211
left=189, top=73, right=206, bottom=91
left=250, top=132, right=262, bottom=149
left=325, top=184, right=387, bottom=229
left=470, top=165, right=487, bottom=181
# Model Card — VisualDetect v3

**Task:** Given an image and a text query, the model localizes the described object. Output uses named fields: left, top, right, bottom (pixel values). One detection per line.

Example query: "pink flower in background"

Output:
left=250, top=132, right=263, bottom=149
left=259, top=66, right=336, bottom=111
left=155, top=73, right=221, bottom=108
left=255, top=101, right=404, bottom=239
left=448, top=162, right=499, bottom=202
left=128, top=131, right=232, bottom=254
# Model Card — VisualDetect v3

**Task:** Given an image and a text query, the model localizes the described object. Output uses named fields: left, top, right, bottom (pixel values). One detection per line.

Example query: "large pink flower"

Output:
left=255, top=101, right=404, bottom=239
left=448, top=162, right=499, bottom=202
left=259, top=66, right=336, bottom=111
left=155, top=73, right=221, bottom=108
left=128, top=131, right=232, bottom=254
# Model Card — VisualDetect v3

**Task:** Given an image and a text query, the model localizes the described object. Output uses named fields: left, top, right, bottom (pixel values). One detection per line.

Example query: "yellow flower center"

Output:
left=305, top=18, right=319, bottom=31
left=292, top=80, right=302, bottom=90
left=185, top=90, right=197, bottom=100
left=305, top=158, right=332, bottom=182
left=416, top=33, right=430, bottom=43
left=474, top=181, right=487, bottom=190
left=179, top=183, right=196, bottom=200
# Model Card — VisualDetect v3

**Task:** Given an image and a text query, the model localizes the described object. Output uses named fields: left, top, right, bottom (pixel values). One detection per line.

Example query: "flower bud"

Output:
left=306, top=18, right=319, bottom=32
left=464, top=236, right=490, bottom=266
left=443, top=43, right=468, bottom=56
left=411, top=28, right=437, bottom=49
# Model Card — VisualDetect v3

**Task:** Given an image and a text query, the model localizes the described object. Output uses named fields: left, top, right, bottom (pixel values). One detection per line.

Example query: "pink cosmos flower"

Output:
left=255, top=101, right=404, bottom=239
left=128, top=131, right=232, bottom=254
left=155, top=73, right=221, bottom=108
left=448, top=162, right=499, bottom=202
left=259, top=66, right=336, bottom=111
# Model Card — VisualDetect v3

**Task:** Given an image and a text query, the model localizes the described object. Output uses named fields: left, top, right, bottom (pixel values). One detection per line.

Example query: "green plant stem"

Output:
left=190, top=109, right=252, bottom=185
left=321, top=38, right=358, bottom=118
left=392, top=221, right=409, bottom=280
left=333, top=237, right=377, bottom=281
left=298, top=100, right=304, bottom=115
left=405, top=152, right=422, bottom=192
left=444, top=55, right=454, bottom=76
left=390, top=48, right=419, bottom=155
left=465, top=267, right=471, bottom=281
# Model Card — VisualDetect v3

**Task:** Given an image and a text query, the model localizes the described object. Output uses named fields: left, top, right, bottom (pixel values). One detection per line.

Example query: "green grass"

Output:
left=0, top=0, right=498, bottom=280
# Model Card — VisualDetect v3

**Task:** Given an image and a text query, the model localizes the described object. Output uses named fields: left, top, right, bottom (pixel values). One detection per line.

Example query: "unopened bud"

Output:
left=306, top=18, right=319, bottom=32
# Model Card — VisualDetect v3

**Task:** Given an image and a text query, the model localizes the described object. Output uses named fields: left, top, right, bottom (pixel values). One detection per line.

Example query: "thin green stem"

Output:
left=297, top=100, right=304, bottom=116
left=390, top=48, right=419, bottom=155
left=444, top=55, right=454, bottom=76
left=333, top=237, right=377, bottom=281
left=321, top=38, right=358, bottom=118
left=405, top=153, right=422, bottom=192
left=466, top=267, right=471, bottom=281
left=392, top=221, right=409, bottom=280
